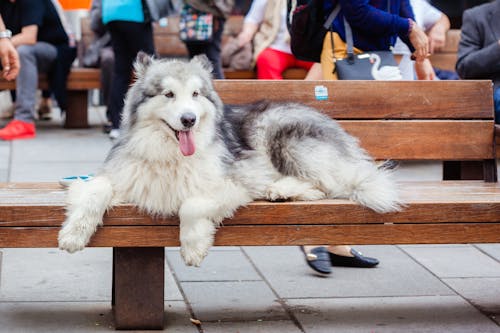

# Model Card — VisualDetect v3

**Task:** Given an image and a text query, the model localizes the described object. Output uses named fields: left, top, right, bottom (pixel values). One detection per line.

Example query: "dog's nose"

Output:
left=180, top=112, right=196, bottom=128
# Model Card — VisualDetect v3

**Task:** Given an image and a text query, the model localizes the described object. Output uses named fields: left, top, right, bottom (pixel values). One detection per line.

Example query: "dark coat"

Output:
left=456, top=0, right=500, bottom=90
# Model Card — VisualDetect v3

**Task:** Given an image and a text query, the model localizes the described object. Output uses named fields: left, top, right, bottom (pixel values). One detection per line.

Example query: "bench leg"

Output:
left=64, top=90, right=89, bottom=128
left=112, top=247, right=165, bottom=330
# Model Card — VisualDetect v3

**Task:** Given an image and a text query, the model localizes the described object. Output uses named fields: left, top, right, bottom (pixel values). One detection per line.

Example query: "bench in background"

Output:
left=0, top=80, right=498, bottom=330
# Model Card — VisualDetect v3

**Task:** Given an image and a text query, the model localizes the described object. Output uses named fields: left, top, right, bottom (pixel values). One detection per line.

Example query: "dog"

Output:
left=58, top=54, right=402, bottom=266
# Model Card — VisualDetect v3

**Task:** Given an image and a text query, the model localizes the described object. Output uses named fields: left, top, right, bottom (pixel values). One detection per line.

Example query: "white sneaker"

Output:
left=109, top=129, right=120, bottom=140
left=0, top=105, right=14, bottom=119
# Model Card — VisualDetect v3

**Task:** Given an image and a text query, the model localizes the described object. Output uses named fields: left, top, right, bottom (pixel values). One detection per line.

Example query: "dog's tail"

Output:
left=349, top=162, right=404, bottom=213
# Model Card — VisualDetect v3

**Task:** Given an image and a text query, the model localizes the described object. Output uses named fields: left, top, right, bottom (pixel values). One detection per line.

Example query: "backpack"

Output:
left=287, top=0, right=327, bottom=63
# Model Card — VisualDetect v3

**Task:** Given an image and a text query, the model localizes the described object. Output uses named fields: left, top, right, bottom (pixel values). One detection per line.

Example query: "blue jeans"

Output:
left=15, top=42, right=57, bottom=122
left=495, top=87, right=500, bottom=124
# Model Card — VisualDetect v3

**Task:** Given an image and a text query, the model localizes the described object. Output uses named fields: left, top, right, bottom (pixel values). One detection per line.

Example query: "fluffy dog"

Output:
left=58, top=54, right=402, bottom=266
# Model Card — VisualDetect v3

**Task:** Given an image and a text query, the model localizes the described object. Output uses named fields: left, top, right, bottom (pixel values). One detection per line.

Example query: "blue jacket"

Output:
left=325, top=0, right=415, bottom=52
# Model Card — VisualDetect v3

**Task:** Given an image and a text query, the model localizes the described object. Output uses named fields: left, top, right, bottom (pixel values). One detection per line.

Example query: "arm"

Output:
left=339, top=0, right=428, bottom=60
left=235, top=0, right=266, bottom=47
left=456, top=9, right=500, bottom=79
left=0, top=15, right=19, bottom=80
left=236, top=21, right=259, bottom=47
left=11, top=25, right=38, bottom=47
left=427, top=13, right=450, bottom=54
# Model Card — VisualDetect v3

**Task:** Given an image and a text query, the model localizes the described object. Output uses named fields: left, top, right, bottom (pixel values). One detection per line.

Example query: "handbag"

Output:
left=179, top=4, right=214, bottom=42
left=102, top=0, right=144, bottom=24
left=331, top=1, right=401, bottom=80
left=288, top=0, right=328, bottom=63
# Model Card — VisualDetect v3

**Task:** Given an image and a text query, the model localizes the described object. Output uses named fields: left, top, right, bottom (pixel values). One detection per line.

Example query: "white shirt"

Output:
left=244, top=0, right=291, bottom=54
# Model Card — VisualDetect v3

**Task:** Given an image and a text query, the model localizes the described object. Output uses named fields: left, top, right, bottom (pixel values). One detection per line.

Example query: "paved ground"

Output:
left=0, top=102, right=499, bottom=332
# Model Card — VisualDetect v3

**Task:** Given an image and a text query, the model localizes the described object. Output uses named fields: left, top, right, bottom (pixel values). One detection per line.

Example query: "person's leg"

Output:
left=15, top=43, right=57, bottom=122
left=184, top=18, right=225, bottom=79
left=100, top=46, right=115, bottom=133
left=107, top=21, right=154, bottom=133
left=255, top=48, right=292, bottom=80
left=0, top=42, right=56, bottom=140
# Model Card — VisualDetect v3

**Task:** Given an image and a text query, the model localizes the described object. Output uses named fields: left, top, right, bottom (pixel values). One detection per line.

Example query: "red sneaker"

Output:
left=0, top=120, right=36, bottom=140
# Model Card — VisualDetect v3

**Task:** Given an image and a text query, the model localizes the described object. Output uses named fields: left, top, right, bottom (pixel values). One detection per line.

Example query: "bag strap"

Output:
left=342, top=0, right=391, bottom=64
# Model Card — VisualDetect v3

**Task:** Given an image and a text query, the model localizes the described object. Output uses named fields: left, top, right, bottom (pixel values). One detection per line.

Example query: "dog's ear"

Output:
left=134, top=51, right=154, bottom=79
left=191, top=54, right=213, bottom=75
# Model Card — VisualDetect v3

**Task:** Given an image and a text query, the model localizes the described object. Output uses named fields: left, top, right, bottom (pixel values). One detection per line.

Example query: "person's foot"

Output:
left=329, top=248, right=379, bottom=268
left=0, top=120, right=36, bottom=140
left=0, top=105, right=14, bottom=119
left=109, top=129, right=120, bottom=140
left=102, top=121, right=112, bottom=134
left=300, top=246, right=332, bottom=275
left=37, top=103, right=52, bottom=120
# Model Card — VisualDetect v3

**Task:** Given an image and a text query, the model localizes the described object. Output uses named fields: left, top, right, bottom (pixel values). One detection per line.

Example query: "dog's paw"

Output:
left=58, top=226, right=88, bottom=253
left=179, top=220, right=215, bottom=266
left=180, top=244, right=208, bottom=267
left=266, top=182, right=325, bottom=201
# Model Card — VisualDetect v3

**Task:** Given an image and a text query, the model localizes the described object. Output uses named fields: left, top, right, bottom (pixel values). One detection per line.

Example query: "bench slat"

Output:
left=1, top=182, right=500, bottom=229
left=341, top=120, right=494, bottom=160
left=1, top=223, right=499, bottom=247
left=215, top=80, right=493, bottom=119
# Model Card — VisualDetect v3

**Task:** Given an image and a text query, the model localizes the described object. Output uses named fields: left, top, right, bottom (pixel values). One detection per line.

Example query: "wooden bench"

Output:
left=1, top=80, right=499, bottom=330
left=0, top=69, right=100, bottom=128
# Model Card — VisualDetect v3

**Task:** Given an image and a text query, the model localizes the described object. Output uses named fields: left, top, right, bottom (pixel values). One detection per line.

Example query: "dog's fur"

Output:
left=58, top=54, right=402, bottom=266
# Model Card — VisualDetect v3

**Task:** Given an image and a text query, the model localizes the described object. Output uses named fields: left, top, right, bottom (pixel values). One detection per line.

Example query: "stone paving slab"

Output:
left=400, top=245, right=500, bottom=278
left=243, top=245, right=453, bottom=298
left=0, top=301, right=196, bottom=333
left=180, top=281, right=288, bottom=322
left=167, top=248, right=261, bottom=282
left=443, top=277, right=500, bottom=324
left=0, top=248, right=183, bottom=302
left=201, top=320, right=302, bottom=333
left=288, top=295, right=500, bottom=333
left=476, top=244, right=500, bottom=261
left=0, top=248, right=112, bottom=302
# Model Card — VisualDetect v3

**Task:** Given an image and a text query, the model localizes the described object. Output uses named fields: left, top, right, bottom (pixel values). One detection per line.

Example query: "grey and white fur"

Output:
left=58, top=54, right=402, bottom=266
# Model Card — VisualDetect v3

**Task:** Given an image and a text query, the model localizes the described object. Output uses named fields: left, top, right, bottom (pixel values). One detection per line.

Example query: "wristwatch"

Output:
left=0, top=29, right=12, bottom=39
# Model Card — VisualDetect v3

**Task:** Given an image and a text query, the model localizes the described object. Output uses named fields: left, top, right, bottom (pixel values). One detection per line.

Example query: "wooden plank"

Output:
left=1, top=223, right=499, bottom=247
left=0, top=69, right=100, bottom=91
left=2, top=181, right=500, bottom=228
left=214, top=80, right=494, bottom=119
left=340, top=120, right=495, bottom=160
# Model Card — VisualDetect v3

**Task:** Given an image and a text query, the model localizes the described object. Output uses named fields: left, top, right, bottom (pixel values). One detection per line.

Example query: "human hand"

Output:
left=0, top=38, right=19, bottom=80
left=427, top=26, right=446, bottom=54
left=409, top=20, right=429, bottom=61
left=415, top=58, right=435, bottom=81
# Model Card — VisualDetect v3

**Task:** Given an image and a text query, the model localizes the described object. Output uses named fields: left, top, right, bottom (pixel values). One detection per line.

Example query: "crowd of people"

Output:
left=0, top=0, right=498, bottom=275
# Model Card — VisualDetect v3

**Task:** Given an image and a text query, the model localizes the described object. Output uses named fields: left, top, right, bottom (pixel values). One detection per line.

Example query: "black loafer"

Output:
left=301, top=246, right=332, bottom=275
left=329, top=248, right=379, bottom=268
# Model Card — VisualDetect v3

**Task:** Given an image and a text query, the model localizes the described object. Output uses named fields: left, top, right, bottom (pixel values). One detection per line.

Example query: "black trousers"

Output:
left=107, top=21, right=155, bottom=129
left=184, top=17, right=226, bottom=79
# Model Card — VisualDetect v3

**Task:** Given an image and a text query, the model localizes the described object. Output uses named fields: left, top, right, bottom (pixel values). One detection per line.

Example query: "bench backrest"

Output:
left=214, top=80, right=495, bottom=162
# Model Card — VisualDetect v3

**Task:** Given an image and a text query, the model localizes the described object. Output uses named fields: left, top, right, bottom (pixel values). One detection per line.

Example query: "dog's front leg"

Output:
left=178, top=197, right=219, bottom=266
left=58, top=176, right=114, bottom=253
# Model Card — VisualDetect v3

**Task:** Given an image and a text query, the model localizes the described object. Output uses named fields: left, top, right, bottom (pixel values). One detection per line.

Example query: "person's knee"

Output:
left=16, top=45, right=34, bottom=59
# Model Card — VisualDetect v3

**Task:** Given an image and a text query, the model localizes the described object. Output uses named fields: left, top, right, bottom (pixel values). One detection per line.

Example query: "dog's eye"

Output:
left=165, top=91, right=175, bottom=98
left=192, top=91, right=199, bottom=97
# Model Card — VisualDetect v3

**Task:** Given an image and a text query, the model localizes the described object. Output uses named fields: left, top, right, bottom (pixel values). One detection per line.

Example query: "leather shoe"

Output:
left=329, top=248, right=379, bottom=268
left=301, top=246, right=332, bottom=275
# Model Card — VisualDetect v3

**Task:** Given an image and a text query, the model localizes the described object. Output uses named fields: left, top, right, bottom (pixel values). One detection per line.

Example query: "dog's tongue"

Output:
left=178, top=130, right=195, bottom=156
